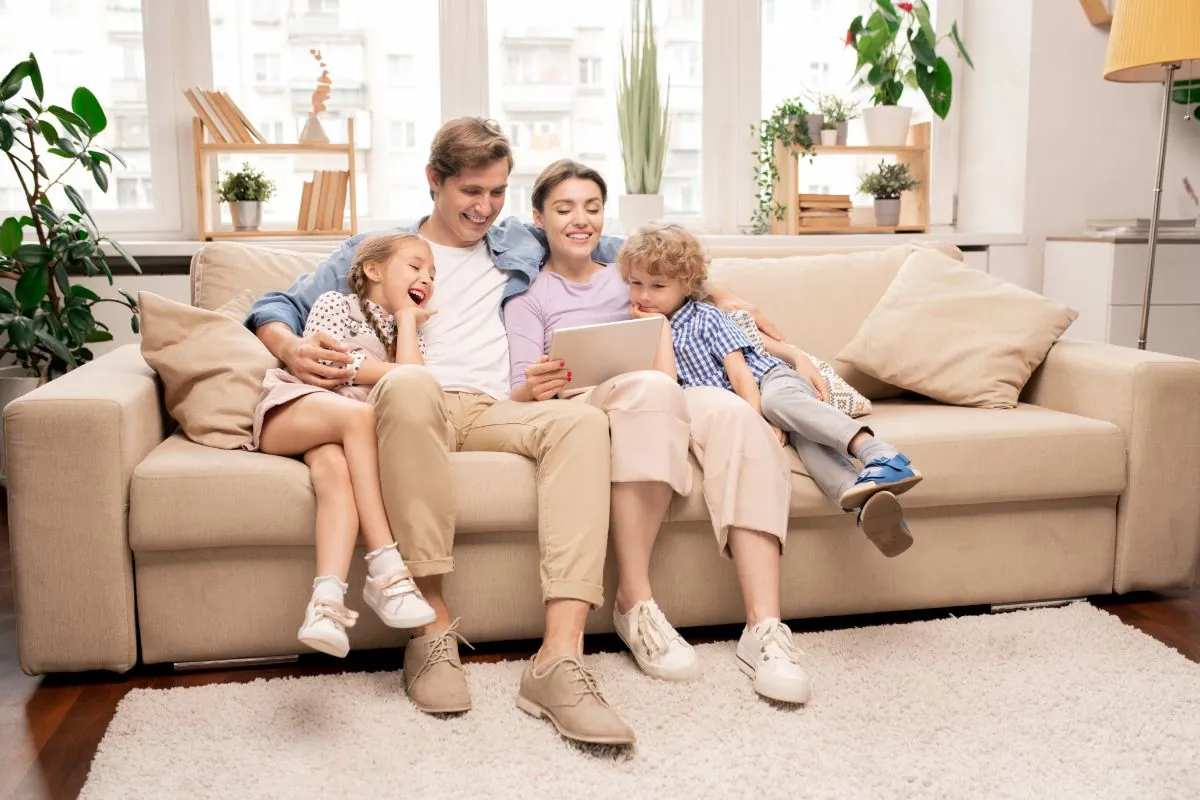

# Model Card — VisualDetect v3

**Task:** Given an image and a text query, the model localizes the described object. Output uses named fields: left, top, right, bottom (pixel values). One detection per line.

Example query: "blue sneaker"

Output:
left=839, top=453, right=923, bottom=511
left=856, top=490, right=914, bottom=558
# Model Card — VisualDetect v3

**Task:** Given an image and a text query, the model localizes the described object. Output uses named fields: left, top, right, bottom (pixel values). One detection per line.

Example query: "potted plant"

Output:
left=0, top=53, right=141, bottom=480
left=819, top=120, right=838, bottom=146
left=218, top=162, right=275, bottom=232
left=858, top=159, right=919, bottom=226
left=616, top=0, right=669, bottom=233
left=749, top=97, right=813, bottom=234
left=846, top=0, right=973, bottom=145
left=816, top=93, right=859, bottom=145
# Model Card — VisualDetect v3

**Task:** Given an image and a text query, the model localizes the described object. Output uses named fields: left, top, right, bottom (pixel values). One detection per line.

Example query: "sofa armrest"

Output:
left=1022, top=339, right=1200, bottom=593
left=4, top=345, right=168, bottom=674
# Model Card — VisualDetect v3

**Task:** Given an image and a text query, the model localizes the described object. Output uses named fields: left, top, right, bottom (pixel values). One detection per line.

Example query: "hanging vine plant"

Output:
left=750, top=97, right=815, bottom=234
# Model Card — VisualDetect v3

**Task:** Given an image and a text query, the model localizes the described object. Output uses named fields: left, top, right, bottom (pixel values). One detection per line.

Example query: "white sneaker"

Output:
left=363, top=569, right=436, bottom=629
left=297, top=597, right=359, bottom=658
left=735, top=618, right=811, bottom=704
left=613, top=599, right=701, bottom=681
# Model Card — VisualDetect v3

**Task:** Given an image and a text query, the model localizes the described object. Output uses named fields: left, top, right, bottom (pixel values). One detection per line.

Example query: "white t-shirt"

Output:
left=420, top=239, right=511, bottom=399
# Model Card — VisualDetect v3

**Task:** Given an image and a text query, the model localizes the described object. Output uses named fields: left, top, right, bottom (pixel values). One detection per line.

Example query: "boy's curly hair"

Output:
left=616, top=222, right=709, bottom=299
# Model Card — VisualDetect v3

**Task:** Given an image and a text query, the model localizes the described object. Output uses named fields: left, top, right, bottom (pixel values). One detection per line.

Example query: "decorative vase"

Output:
left=819, top=129, right=838, bottom=146
left=0, top=367, right=43, bottom=487
left=862, top=105, right=913, bottom=146
left=299, top=114, right=329, bottom=144
left=836, top=121, right=849, bottom=145
left=230, top=201, right=263, bottom=231
left=804, top=113, right=823, bottom=147
left=873, top=197, right=902, bottom=227
left=618, top=194, right=665, bottom=234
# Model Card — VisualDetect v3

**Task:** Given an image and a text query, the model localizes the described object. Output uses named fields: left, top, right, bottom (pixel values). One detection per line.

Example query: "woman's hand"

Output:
left=281, top=331, right=355, bottom=389
left=523, top=355, right=571, bottom=401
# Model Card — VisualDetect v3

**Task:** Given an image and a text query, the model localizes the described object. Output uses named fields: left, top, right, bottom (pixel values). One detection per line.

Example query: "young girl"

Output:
left=251, top=232, right=438, bottom=657
left=620, top=222, right=924, bottom=558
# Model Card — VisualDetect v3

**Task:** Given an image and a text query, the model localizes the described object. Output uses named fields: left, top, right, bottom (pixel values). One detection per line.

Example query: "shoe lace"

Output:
left=312, top=598, right=359, bottom=630
left=759, top=620, right=804, bottom=664
left=413, top=618, right=474, bottom=682
left=368, top=568, right=418, bottom=599
left=565, top=659, right=609, bottom=705
left=631, top=601, right=676, bottom=659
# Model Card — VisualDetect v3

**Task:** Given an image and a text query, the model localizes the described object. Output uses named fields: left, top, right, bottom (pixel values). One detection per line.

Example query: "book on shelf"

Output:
left=799, top=216, right=851, bottom=228
left=798, top=193, right=851, bottom=203
left=298, top=170, right=350, bottom=232
left=183, top=87, right=264, bottom=144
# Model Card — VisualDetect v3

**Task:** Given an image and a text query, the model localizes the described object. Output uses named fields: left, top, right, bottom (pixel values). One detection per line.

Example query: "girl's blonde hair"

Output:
left=346, top=232, right=424, bottom=361
left=616, top=222, right=709, bottom=299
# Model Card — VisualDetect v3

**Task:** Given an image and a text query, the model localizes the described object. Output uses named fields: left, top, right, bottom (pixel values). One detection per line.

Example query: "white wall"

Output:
left=957, top=0, right=1200, bottom=291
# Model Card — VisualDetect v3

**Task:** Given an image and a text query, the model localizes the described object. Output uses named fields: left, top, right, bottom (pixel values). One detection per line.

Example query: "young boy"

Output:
left=619, top=222, right=922, bottom=556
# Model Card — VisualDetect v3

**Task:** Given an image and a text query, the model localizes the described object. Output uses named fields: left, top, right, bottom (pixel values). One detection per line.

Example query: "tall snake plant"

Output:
left=617, top=0, right=669, bottom=195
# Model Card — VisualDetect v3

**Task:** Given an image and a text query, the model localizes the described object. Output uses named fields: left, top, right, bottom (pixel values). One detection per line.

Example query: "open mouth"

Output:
left=407, top=287, right=428, bottom=305
left=566, top=231, right=592, bottom=243
left=463, top=212, right=488, bottom=226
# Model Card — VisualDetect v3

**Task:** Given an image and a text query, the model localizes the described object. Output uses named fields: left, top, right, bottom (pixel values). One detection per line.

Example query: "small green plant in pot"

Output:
left=816, top=93, right=859, bottom=145
left=749, top=97, right=814, bottom=234
left=858, top=159, right=919, bottom=227
left=218, top=162, right=275, bottom=232
left=616, top=0, right=669, bottom=233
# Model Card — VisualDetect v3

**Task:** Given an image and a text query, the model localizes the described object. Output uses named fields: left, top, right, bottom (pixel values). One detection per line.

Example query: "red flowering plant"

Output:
left=846, top=0, right=972, bottom=117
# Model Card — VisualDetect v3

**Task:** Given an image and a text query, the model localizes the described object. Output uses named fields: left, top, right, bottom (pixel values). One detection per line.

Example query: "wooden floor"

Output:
left=1, top=492, right=1197, bottom=800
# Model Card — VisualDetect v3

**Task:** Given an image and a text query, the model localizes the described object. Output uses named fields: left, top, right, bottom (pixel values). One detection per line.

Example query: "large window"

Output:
left=487, top=0, right=702, bottom=220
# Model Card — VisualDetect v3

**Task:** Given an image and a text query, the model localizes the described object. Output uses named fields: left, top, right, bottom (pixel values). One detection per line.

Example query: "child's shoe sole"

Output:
left=298, top=630, right=350, bottom=658
left=857, top=491, right=914, bottom=558
left=839, top=470, right=923, bottom=511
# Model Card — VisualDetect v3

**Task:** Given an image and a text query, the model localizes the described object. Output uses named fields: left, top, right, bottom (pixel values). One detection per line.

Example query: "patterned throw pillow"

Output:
left=728, top=309, right=872, bottom=418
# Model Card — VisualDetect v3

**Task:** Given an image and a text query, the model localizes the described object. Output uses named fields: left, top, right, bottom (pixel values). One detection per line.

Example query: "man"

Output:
left=247, top=117, right=781, bottom=746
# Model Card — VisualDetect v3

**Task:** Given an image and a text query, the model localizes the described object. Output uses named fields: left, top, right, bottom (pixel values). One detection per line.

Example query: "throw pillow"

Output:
left=729, top=309, right=872, bottom=418
left=139, top=291, right=279, bottom=449
left=836, top=249, right=1078, bottom=409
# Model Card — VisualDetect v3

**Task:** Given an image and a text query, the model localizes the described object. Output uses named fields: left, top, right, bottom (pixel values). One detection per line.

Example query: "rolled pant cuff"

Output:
left=404, top=556, right=455, bottom=578
left=543, top=579, right=605, bottom=609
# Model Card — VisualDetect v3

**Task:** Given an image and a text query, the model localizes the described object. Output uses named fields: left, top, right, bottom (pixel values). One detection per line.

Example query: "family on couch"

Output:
left=243, top=117, right=924, bottom=746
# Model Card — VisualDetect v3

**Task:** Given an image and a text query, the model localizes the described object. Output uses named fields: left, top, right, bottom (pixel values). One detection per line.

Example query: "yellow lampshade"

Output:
left=1104, top=0, right=1200, bottom=82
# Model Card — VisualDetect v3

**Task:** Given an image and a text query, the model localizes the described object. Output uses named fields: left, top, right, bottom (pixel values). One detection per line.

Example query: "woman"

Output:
left=504, top=160, right=810, bottom=704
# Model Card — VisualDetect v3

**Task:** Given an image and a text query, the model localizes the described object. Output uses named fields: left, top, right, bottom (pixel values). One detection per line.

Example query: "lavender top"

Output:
left=504, top=262, right=630, bottom=387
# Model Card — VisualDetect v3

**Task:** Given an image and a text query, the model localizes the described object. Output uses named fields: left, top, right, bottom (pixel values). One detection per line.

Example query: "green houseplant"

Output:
left=749, top=97, right=814, bottom=234
left=846, top=0, right=973, bottom=145
left=858, top=159, right=919, bottom=226
left=816, top=93, right=859, bottom=145
left=616, top=0, right=670, bottom=232
left=0, top=53, right=140, bottom=382
left=218, top=161, right=275, bottom=232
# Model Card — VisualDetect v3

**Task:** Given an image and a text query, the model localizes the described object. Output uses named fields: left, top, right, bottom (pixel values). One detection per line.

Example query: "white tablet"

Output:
left=548, top=316, right=666, bottom=389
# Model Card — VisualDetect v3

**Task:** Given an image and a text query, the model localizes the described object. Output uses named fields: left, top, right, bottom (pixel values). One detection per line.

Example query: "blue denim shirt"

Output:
left=245, top=216, right=624, bottom=335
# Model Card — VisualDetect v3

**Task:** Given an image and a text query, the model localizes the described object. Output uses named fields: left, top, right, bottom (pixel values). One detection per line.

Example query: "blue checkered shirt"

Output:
left=670, top=300, right=786, bottom=390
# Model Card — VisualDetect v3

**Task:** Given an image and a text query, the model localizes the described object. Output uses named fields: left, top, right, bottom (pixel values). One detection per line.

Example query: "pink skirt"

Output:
left=246, top=368, right=369, bottom=452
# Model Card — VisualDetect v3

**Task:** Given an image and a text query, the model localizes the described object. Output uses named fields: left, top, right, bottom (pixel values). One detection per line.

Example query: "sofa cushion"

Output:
left=668, top=399, right=1126, bottom=523
left=837, top=248, right=1078, bottom=409
left=129, top=434, right=538, bottom=551
left=191, top=242, right=322, bottom=312
left=138, top=292, right=280, bottom=450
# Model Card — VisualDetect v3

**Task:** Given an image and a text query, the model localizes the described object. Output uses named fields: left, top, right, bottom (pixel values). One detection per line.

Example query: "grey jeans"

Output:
left=760, top=366, right=867, bottom=504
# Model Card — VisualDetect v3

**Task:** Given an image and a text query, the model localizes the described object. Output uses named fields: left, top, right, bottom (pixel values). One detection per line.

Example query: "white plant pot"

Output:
left=819, top=129, right=838, bottom=146
left=618, top=194, right=665, bottom=235
left=873, top=198, right=902, bottom=227
left=862, top=105, right=913, bottom=146
left=0, top=367, right=43, bottom=487
left=229, top=201, right=263, bottom=231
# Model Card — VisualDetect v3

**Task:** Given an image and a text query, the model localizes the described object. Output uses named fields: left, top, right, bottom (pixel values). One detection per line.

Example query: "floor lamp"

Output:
left=1102, top=0, right=1200, bottom=350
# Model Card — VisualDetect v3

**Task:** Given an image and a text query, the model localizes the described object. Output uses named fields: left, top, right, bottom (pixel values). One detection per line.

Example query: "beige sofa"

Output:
left=7, top=242, right=1200, bottom=675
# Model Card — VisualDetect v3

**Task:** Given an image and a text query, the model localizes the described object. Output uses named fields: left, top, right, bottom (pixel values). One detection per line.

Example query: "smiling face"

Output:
left=626, top=264, right=688, bottom=317
left=363, top=239, right=436, bottom=314
left=425, top=159, right=509, bottom=247
left=533, top=177, right=605, bottom=261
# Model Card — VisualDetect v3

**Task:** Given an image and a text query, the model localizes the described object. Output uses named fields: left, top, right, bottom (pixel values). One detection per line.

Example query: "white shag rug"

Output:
left=81, top=603, right=1200, bottom=799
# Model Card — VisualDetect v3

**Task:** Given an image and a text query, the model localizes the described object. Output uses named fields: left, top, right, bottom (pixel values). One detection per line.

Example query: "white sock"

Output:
left=312, top=575, right=347, bottom=603
left=364, top=543, right=406, bottom=579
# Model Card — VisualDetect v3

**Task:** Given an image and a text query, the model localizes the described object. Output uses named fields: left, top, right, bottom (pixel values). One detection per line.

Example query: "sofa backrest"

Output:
left=191, top=239, right=961, bottom=360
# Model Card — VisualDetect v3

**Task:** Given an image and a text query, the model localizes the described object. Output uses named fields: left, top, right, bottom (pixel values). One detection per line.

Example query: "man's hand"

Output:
left=770, top=424, right=788, bottom=447
left=524, top=355, right=570, bottom=401
left=281, top=331, right=355, bottom=389
left=711, top=294, right=785, bottom=342
left=792, top=352, right=830, bottom=404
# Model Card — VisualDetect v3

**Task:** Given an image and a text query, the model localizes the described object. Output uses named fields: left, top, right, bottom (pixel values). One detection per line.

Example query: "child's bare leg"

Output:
left=304, top=444, right=359, bottom=580
left=727, top=526, right=782, bottom=627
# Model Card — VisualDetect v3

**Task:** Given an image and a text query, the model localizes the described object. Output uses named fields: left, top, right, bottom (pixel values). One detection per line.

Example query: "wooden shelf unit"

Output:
left=771, top=122, right=931, bottom=236
left=193, top=116, right=359, bottom=241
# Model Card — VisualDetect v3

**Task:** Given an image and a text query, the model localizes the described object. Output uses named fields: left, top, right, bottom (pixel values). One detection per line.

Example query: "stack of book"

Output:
left=182, top=88, right=265, bottom=144
left=797, top=193, right=852, bottom=229
left=297, top=170, right=351, bottom=232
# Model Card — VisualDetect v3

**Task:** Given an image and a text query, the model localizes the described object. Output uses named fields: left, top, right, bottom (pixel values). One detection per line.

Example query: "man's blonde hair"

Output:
left=427, top=117, right=513, bottom=198
left=616, top=222, right=709, bottom=299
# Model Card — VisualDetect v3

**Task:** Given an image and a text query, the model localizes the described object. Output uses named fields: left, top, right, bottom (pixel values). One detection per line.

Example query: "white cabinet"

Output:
left=1043, top=237, right=1200, bottom=358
